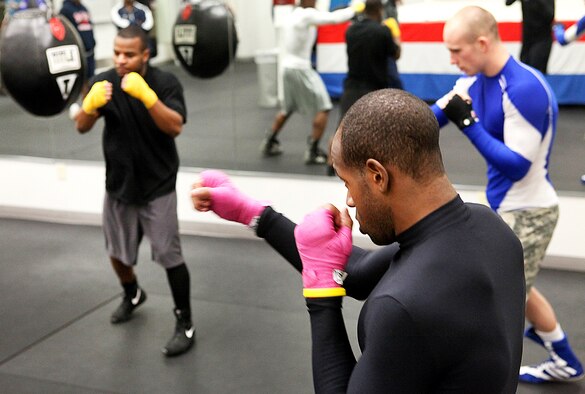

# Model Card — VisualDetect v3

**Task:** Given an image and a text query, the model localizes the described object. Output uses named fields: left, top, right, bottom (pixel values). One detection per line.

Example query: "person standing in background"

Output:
left=60, top=0, right=97, bottom=80
left=338, top=0, right=400, bottom=121
left=111, top=0, right=153, bottom=32
left=506, top=0, right=555, bottom=74
left=383, top=15, right=403, bottom=90
left=134, top=0, right=157, bottom=58
left=325, top=0, right=400, bottom=176
left=111, top=0, right=156, bottom=58
left=381, top=0, right=401, bottom=20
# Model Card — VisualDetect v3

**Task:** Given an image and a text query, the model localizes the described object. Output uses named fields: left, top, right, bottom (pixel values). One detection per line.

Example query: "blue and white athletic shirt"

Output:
left=432, top=56, right=559, bottom=213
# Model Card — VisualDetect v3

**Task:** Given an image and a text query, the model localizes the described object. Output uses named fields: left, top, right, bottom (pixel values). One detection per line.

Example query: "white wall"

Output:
left=229, top=0, right=276, bottom=58
left=1, top=157, right=584, bottom=270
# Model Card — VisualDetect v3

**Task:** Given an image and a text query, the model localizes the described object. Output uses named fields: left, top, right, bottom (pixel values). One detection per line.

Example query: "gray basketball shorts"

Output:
left=500, top=205, right=559, bottom=294
left=282, top=67, right=332, bottom=116
left=102, top=191, right=184, bottom=269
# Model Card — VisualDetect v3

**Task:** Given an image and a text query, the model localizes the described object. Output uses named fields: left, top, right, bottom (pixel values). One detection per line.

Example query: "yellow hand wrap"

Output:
left=352, top=1, right=365, bottom=13
left=122, top=72, right=158, bottom=109
left=383, top=17, right=401, bottom=38
left=303, top=288, right=347, bottom=298
left=82, top=80, right=109, bottom=115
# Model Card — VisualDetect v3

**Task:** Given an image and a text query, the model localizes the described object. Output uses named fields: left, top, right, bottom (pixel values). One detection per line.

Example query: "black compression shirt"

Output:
left=257, top=196, right=525, bottom=393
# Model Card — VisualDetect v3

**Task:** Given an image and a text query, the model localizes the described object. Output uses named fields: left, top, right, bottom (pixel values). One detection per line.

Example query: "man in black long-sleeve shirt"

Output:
left=339, top=0, right=400, bottom=119
left=506, top=0, right=555, bottom=74
left=191, top=89, right=526, bottom=393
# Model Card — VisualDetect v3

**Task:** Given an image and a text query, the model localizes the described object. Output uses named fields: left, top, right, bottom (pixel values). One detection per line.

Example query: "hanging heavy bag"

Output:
left=0, top=9, right=86, bottom=116
left=172, top=0, right=238, bottom=79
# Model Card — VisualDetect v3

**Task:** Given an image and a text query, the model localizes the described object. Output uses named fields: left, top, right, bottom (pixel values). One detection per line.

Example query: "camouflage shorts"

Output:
left=500, top=205, right=559, bottom=295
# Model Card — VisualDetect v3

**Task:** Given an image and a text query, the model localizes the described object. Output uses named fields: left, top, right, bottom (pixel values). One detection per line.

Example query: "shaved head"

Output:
left=445, top=6, right=500, bottom=44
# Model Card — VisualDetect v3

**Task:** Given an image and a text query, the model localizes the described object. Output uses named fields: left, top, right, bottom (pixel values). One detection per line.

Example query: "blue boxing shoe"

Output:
left=520, top=327, right=584, bottom=383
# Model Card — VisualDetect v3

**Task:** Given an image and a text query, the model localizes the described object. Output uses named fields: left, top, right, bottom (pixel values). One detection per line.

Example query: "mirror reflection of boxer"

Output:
left=260, top=0, right=362, bottom=165
left=59, top=0, right=96, bottom=81
left=506, top=0, right=555, bottom=74
left=433, top=6, right=583, bottom=384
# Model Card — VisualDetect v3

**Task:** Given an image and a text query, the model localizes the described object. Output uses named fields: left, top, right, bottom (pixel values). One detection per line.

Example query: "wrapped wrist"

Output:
left=141, top=88, right=158, bottom=109
left=302, top=268, right=348, bottom=298
left=247, top=214, right=261, bottom=230
left=303, top=287, right=346, bottom=298
left=82, top=81, right=108, bottom=115
left=81, top=101, right=98, bottom=115
left=124, top=72, right=158, bottom=108
left=460, top=119, right=480, bottom=136
left=443, top=94, right=477, bottom=130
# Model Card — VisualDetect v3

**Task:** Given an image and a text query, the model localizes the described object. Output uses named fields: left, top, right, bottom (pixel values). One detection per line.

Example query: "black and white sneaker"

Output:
left=162, top=308, right=195, bottom=357
left=260, top=132, right=283, bottom=157
left=110, top=287, right=147, bottom=324
left=304, top=146, right=328, bottom=165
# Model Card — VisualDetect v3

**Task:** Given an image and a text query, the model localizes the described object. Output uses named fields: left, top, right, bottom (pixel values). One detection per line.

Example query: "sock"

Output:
left=535, top=324, right=582, bottom=370
left=166, top=263, right=191, bottom=316
left=536, top=323, right=565, bottom=343
left=308, top=137, right=320, bottom=150
left=122, top=280, right=138, bottom=298
left=267, top=129, right=278, bottom=142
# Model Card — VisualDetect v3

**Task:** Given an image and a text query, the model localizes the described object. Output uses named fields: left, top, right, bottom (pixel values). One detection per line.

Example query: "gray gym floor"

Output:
left=0, top=62, right=584, bottom=393
left=0, top=218, right=583, bottom=393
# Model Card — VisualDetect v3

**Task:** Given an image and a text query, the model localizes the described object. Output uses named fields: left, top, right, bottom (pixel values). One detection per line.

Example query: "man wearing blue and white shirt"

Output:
left=432, top=5, right=583, bottom=385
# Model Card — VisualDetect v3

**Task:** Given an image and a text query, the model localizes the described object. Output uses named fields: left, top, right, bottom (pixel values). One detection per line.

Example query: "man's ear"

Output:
left=142, top=48, right=151, bottom=64
left=365, top=159, right=391, bottom=193
left=477, top=36, right=489, bottom=53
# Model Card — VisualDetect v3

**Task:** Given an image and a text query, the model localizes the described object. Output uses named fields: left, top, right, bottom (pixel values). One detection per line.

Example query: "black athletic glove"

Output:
left=443, top=94, right=477, bottom=130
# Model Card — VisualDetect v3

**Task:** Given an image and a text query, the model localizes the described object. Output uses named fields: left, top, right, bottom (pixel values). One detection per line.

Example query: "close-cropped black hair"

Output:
left=117, top=25, right=149, bottom=52
left=340, top=89, right=445, bottom=181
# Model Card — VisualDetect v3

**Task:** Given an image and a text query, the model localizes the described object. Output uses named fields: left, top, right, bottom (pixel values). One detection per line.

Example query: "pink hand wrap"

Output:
left=200, top=170, right=267, bottom=227
left=294, top=208, right=353, bottom=298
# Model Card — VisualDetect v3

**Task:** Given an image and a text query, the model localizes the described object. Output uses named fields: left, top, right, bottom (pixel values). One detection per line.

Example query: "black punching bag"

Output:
left=0, top=9, right=86, bottom=116
left=172, top=0, right=238, bottom=79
